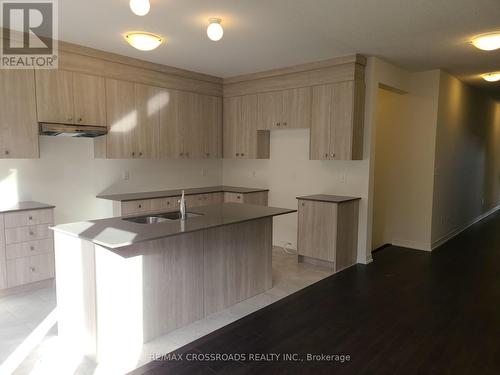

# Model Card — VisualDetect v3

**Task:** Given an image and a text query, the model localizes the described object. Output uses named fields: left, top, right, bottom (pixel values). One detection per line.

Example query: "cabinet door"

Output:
left=135, top=84, right=160, bottom=159
left=239, top=94, right=258, bottom=159
left=331, top=81, right=357, bottom=160
left=73, top=72, right=106, bottom=126
left=35, top=70, right=74, bottom=124
left=242, top=192, right=268, bottom=206
left=159, top=89, right=183, bottom=159
left=105, top=79, right=136, bottom=158
left=257, top=91, right=283, bottom=129
left=202, top=95, right=222, bottom=159
left=310, top=84, right=332, bottom=160
left=0, top=70, right=39, bottom=159
left=223, top=97, right=239, bottom=159
left=283, top=87, right=311, bottom=128
left=182, top=92, right=204, bottom=159
left=297, top=200, right=336, bottom=262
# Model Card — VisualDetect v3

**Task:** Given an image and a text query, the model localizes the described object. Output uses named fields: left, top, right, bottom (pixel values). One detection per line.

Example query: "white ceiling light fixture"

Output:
left=471, top=32, right=500, bottom=51
left=130, top=0, right=150, bottom=16
left=207, top=18, right=224, bottom=41
left=125, top=32, right=163, bottom=51
left=481, top=72, right=500, bottom=82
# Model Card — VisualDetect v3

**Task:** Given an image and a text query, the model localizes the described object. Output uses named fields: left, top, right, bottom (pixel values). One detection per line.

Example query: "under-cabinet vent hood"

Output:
left=39, top=123, right=107, bottom=138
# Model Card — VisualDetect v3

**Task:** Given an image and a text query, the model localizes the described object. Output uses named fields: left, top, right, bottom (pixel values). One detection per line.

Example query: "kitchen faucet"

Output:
left=179, top=190, right=187, bottom=221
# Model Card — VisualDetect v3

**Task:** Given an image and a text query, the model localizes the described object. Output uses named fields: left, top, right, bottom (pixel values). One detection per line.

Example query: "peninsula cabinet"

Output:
left=0, top=70, right=39, bottom=159
left=257, top=87, right=311, bottom=130
left=35, top=70, right=106, bottom=126
left=223, top=95, right=270, bottom=159
left=310, top=80, right=365, bottom=160
left=297, top=195, right=360, bottom=272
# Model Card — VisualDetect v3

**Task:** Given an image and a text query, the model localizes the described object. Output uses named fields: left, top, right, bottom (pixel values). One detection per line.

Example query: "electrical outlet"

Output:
left=202, top=168, right=207, bottom=177
left=123, top=171, right=130, bottom=180
left=252, top=171, right=256, bottom=178
left=340, top=173, right=346, bottom=184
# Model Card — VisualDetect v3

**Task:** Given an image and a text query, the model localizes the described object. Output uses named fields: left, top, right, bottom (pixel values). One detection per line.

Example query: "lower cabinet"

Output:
left=297, top=197, right=359, bottom=272
left=0, top=208, right=55, bottom=290
left=116, top=191, right=269, bottom=216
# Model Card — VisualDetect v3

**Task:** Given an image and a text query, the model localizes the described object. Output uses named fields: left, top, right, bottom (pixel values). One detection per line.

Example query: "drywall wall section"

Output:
left=431, top=71, right=500, bottom=247
left=0, top=137, right=222, bottom=224
left=372, top=70, right=440, bottom=251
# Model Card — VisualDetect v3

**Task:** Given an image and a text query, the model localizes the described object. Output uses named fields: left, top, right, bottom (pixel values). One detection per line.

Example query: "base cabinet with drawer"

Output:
left=0, top=204, right=55, bottom=291
left=297, top=196, right=360, bottom=272
left=224, top=192, right=268, bottom=206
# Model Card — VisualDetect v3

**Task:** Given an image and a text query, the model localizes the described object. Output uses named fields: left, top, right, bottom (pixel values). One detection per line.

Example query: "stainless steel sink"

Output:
left=122, top=211, right=203, bottom=224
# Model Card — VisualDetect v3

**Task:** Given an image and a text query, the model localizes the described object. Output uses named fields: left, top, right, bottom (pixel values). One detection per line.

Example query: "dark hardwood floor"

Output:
left=130, top=210, right=500, bottom=374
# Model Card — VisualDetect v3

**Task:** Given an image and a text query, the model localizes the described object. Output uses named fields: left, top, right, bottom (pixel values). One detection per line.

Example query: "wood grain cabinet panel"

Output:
left=6, top=252, right=55, bottom=288
left=159, top=88, right=183, bottom=159
left=297, top=199, right=359, bottom=272
left=257, top=91, right=283, bottom=129
left=4, top=209, right=53, bottom=228
left=135, top=83, right=161, bottom=159
left=202, top=96, right=222, bottom=159
left=0, top=70, right=39, bottom=159
left=6, top=238, right=53, bottom=260
left=105, top=79, right=136, bottom=158
left=5, top=224, right=53, bottom=245
left=35, top=70, right=74, bottom=124
left=73, top=72, right=106, bottom=126
left=310, top=81, right=364, bottom=160
left=223, top=97, right=239, bottom=158
left=224, top=192, right=268, bottom=206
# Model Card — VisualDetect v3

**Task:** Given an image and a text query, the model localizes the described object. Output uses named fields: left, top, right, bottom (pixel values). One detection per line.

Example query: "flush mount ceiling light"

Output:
left=471, top=32, right=500, bottom=51
left=130, top=0, right=150, bottom=16
left=207, top=18, right=223, bottom=41
left=125, top=32, right=163, bottom=51
left=481, top=72, right=500, bottom=82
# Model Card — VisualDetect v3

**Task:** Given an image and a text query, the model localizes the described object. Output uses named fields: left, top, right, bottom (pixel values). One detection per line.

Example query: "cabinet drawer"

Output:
left=224, top=192, right=243, bottom=203
left=6, top=252, right=55, bottom=288
left=4, top=209, right=53, bottom=228
left=5, top=224, right=52, bottom=244
left=121, top=200, right=152, bottom=215
left=6, top=238, right=54, bottom=260
left=150, top=197, right=179, bottom=212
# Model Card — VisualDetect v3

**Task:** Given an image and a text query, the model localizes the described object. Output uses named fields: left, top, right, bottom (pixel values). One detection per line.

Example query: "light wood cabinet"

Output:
left=159, top=90, right=222, bottom=159
left=297, top=198, right=359, bottom=272
left=105, top=79, right=136, bottom=158
left=135, top=83, right=160, bottom=159
left=35, top=70, right=106, bottom=126
left=310, top=81, right=364, bottom=160
left=257, top=87, right=311, bottom=130
left=73, top=72, right=106, bottom=126
left=223, top=95, right=270, bottom=159
left=0, top=207, right=54, bottom=290
left=0, top=70, right=39, bottom=159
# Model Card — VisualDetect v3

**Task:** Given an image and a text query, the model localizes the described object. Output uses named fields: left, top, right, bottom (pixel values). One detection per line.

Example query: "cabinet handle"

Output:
left=68, top=116, right=73, bottom=121
left=139, top=152, right=143, bottom=156
left=132, top=152, right=135, bottom=157
left=29, top=267, right=36, bottom=272
left=186, top=152, right=190, bottom=157
left=30, top=246, right=35, bottom=251
left=5, top=150, right=10, bottom=155
left=324, top=153, right=329, bottom=158
left=277, top=122, right=281, bottom=127
left=179, top=152, right=184, bottom=157
left=206, top=152, right=210, bottom=157
left=29, top=231, right=34, bottom=236
left=301, top=202, right=305, bottom=206
left=237, top=196, right=241, bottom=200
left=29, top=216, right=33, bottom=220
left=241, top=153, right=245, bottom=157
left=283, top=122, right=287, bottom=127
left=236, top=153, right=240, bottom=157
left=330, top=153, right=335, bottom=159
left=78, top=118, right=83, bottom=123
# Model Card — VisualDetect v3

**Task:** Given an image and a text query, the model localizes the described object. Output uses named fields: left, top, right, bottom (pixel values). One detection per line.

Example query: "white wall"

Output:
left=0, top=137, right=222, bottom=224
left=431, top=71, right=500, bottom=246
left=372, top=71, right=440, bottom=251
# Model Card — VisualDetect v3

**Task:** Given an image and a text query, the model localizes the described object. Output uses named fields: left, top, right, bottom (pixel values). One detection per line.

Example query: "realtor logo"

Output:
left=1, top=0, right=58, bottom=68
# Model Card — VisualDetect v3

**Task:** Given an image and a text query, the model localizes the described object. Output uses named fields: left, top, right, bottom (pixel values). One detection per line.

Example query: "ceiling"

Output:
left=59, top=0, right=500, bottom=96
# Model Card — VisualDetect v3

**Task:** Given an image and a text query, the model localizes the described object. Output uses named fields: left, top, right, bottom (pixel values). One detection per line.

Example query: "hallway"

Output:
left=131, top=209, right=500, bottom=374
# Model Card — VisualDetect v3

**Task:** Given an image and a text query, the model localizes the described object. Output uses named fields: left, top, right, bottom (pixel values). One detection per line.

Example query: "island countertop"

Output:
left=51, top=203, right=295, bottom=249
left=97, top=185, right=269, bottom=202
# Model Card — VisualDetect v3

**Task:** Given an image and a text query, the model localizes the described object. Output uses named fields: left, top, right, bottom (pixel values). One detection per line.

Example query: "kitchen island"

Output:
left=52, top=203, right=295, bottom=362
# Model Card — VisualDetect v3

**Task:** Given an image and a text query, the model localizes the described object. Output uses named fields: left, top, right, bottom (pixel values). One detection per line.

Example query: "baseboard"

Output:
left=431, top=205, right=500, bottom=250
left=0, top=278, right=54, bottom=298
left=391, top=239, right=432, bottom=252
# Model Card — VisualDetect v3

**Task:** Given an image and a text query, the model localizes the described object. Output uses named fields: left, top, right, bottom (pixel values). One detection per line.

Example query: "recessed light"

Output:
left=471, top=32, right=500, bottom=51
left=481, top=72, right=500, bottom=82
left=130, top=0, right=150, bottom=16
left=207, top=18, right=223, bottom=41
left=124, top=32, right=163, bottom=51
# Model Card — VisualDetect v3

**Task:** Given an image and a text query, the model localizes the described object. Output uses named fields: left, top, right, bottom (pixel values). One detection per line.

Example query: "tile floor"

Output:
left=0, top=248, right=334, bottom=375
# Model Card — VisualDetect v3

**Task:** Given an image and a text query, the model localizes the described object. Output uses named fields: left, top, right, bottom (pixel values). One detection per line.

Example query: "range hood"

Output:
left=39, top=123, right=107, bottom=138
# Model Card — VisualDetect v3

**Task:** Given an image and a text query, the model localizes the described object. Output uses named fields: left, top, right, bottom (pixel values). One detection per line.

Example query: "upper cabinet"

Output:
left=257, top=87, right=311, bottom=130
left=310, top=81, right=364, bottom=160
left=0, top=70, right=39, bottom=159
left=223, top=95, right=270, bottom=159
left=35, top=70, right=106, bottom=126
